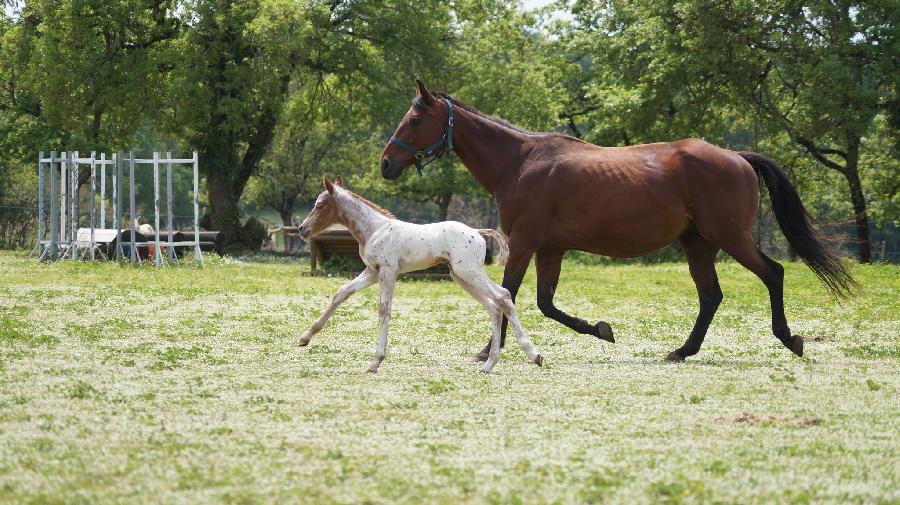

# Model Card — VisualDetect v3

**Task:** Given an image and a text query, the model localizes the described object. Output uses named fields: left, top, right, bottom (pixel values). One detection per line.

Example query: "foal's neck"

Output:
left=450, top=107, right=534, bottom=194
left=336, top=192, right=391, bottom=246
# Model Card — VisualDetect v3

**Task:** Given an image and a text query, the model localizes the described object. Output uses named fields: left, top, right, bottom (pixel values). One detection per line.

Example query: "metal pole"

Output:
left=193, top=151, right=202, bottom=263
left=60, top=151, right=67, bottom=244
left=129, top=151, right=138, bottom=261
left=166, top=151, right=174, bottom=260
left=49, top=151, right=58, bottom=261
left=35, top=152, right=45, bottom=258
left=89, top=151, right=96, bottom=260
left=114, top=153, right=123, bottom=262
left=153, top=152, right=162, bottom=266
left=70, top=151, right=78, bottom=259
left=99, top=153, right=106, bottom=229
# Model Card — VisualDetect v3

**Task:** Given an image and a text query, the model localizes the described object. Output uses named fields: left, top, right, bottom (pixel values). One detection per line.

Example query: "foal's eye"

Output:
left=315, top=201, right=325, bottom=209
left=411, top=116, right=422, bottom=125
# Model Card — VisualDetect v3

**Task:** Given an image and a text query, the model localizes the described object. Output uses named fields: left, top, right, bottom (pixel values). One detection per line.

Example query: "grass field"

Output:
left=0, top=251, right=897, bottom=503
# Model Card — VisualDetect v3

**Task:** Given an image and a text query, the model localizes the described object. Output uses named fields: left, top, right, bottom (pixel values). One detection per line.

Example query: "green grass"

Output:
left=0, top=251, right=897, bottom=503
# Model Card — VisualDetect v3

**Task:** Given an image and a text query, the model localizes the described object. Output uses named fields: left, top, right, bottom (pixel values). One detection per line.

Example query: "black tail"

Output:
left=740, top=152, right=858, bottom=299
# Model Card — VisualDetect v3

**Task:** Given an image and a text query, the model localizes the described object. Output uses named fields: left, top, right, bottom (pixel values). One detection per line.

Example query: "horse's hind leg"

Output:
left=536, top=250, right=614, bottom=342
left=475, top=242, right=534, bottom=362
left=450, top=272, right=502, bottom=373
left=713, top=235, right=803, bottom=357
left=455, top=266, right=543, bottom=367
left=666, top=230, right=723, bottom=362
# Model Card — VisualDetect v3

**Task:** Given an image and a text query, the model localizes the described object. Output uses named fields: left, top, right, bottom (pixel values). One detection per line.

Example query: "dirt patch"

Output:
left=717, top=412, right=822, bottom=427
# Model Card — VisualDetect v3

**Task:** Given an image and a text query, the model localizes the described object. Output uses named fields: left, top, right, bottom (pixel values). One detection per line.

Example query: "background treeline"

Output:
left=0, top=0, right=896, bottom=262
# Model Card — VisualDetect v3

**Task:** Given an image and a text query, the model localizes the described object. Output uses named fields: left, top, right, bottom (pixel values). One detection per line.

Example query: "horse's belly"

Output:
left=575, top=206, right=689, bottom=258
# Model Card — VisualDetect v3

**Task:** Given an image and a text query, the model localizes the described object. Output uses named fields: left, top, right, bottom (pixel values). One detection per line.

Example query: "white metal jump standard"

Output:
left=34, top=150, right=202, bottom=266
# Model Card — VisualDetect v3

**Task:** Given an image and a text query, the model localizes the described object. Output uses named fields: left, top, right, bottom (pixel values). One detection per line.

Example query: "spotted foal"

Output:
left=297, top=175, right=543, bottom=373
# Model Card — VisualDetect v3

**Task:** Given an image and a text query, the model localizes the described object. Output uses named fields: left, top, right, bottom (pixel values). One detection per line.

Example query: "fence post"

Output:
left=129, top=151, right=138, bottom=261
left=99, top=152, right=106, bottom=229
left=166, top=151, right=175, bottom=260
left=60, top=151, right=67, bottom=244
left=35, top=152, right=45, bottom=258
left=49, top=151, right=58, bottom=261
left=114, top=152, right=123, bottom=262
left=193, top=151, right=202, bottom=263
left=70, top=151, right=78, bottom=259
left=153, top=152, right=163, bottom=266
left=89, top=151, right=96, bottom=260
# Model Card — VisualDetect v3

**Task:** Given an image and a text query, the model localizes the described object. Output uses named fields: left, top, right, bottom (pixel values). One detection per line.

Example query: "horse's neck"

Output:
left=336, top=193, right=389, bottom=246
left=451, top=108, right=533, bottom=194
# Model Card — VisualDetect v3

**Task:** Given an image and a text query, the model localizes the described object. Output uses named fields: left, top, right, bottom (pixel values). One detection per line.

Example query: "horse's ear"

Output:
left=323, top=175, right=334, bottom=194
left=416, top=79, right=435, bottom=105
left=334, top=175, right=344, bottom=187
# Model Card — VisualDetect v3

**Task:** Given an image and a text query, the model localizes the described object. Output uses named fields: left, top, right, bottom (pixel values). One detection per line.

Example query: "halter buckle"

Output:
left=415, top=151, right=426, bottom=160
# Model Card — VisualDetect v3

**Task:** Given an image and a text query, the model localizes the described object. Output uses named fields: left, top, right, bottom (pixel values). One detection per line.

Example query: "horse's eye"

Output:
left=315, top=201, right=325, bottom=209
left=411, top=116, right=422, bottom=125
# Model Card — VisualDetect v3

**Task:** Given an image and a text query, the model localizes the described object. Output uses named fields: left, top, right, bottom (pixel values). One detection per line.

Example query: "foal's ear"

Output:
left=334, top=175, right=344, bottom=187
left=323, top=175, right=334, bottom=194
left=415, top=79, right=435, bottom=106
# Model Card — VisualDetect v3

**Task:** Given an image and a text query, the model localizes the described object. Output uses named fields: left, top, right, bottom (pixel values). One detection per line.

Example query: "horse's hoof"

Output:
left=297, top=337, right=310, bottom=347
left=789, top=336, right=804, bottom=358
left=665, top=351, right=685, bottom=363
left=474, top=347, right=490, bottom=362
left=534, top=354, right=544, bottom=367
left=366, top=367, right=378, bottom=374
left=595, top=321, right=615, bottom=343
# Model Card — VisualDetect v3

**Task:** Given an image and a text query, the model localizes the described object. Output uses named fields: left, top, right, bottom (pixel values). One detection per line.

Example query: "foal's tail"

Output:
left=739, top=152, right=858, bottom=298
left=478, top=229, right=509, bottom=265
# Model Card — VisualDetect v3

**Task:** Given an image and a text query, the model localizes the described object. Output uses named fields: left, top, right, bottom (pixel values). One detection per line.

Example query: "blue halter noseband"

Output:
left=389, top=98, right=454, bottom=176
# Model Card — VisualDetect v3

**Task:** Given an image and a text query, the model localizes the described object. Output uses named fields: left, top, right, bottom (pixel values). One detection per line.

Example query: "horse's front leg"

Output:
left=299, top=268, right=377, bottom=346
left=367, top=270, right=397, bottom=373
left=535, top=250, right=614, bottom=342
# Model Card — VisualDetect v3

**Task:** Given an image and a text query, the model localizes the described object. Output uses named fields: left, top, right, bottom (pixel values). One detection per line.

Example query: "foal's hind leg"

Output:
left=455, top=267, right=543, bottom=367
left=535, top=250, right=614, bottom=342
left=450, top=272, right=502, bottom=373
left=719, top=238, right=803, bottom=357
left=666, top=230, right=723, bottom=362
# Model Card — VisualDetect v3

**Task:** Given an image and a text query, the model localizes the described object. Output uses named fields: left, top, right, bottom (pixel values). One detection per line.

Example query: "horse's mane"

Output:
left=413, top=91, right=570, bottom=137
left=344, top=189, right=396, bottom=219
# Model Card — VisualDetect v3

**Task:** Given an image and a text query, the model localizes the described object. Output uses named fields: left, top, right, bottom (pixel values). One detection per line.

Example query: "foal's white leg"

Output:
left=368, top=271, right=396, bottom=373
left=299, top=268, right=377, bottom=346
left=451, top=272, right=501, bottom=373
left=457, top=267, right=543, bottom=366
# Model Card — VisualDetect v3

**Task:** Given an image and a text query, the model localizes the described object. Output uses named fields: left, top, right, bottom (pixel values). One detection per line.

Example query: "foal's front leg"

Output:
left=299, top=268, right=377, bottom=346
left=368, top=270, right=397, bottom=373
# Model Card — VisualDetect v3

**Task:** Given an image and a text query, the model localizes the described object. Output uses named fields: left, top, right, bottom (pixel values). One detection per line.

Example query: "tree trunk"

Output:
left=206, top=168, right=242, bottom=247
left=436, top=193, right=452, bottom=221
left=843, top=163, right=871, bottom=264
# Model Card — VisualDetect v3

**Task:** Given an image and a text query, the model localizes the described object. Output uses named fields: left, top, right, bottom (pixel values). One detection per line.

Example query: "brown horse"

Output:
left=380, top=80, right=856, bottom=362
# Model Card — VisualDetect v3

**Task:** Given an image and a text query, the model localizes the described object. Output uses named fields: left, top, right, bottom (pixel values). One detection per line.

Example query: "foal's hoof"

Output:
left=474, top=346, right=490, bottom=363
left=788, top=336, right=804, bottom=358
left=297, top=336, right=311, bottom=347
left=534, top=354, right=544, bottom=367
left=593, top=321, right=615, bottom=343
left=665, top=351, right=685, bottom=363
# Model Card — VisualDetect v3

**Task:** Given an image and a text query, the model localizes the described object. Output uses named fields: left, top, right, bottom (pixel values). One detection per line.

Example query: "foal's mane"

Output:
left=344, top=189, right=396, bottom=219
left=413, top=91, right=571, bottom=137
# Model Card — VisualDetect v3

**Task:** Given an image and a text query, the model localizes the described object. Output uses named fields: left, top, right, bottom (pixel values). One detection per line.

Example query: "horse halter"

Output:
left=389, top=98, right=454, bottom=177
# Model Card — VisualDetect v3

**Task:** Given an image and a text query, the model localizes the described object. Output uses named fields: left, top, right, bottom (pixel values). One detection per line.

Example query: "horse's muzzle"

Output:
left=381, top=157, right=404, bottom=180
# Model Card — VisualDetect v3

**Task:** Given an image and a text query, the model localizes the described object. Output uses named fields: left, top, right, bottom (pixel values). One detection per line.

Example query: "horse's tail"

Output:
left=478, top=229, right=509, bottom=266
left=739, top=151, right=858, bottom=298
